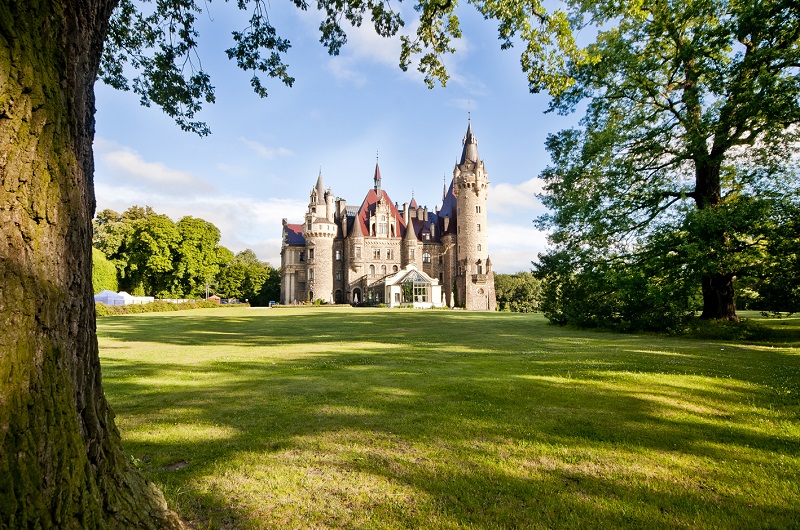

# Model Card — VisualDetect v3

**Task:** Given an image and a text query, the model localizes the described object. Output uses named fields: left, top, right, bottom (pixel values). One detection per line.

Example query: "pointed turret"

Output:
left=314, top=171, right=326, bottom=204
left=459, top=121, right=480, bottom=165
left=373, top=162, right=382, bottom=191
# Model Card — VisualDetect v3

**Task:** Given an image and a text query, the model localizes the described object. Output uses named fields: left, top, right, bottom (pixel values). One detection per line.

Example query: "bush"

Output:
left=95, top=300, right=245, bottom=317
left=679, top=318, right=777, bottom=342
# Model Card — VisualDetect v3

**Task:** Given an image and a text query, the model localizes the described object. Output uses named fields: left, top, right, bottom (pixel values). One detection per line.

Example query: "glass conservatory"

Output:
left=366, top=265, right=444, bottom=309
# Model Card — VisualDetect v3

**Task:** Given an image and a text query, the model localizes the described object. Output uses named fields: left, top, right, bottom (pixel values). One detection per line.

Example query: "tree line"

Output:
left=92, top=206, right=279, bottom=305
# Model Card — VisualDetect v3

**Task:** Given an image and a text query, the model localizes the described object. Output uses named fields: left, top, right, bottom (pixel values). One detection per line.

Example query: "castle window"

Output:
left=477, top=264, right=483, bottom=274
left=307, top=220, right=312, bottom=230
left=422, top=253, right=431, bottom=264
left=335, top=250, right=342, bottom=261
left=373, top=248, right=381, bottom=259
left=410, top=248, right=416, bottom=259
left=309, top=268, right=314, bottom=280
left=476, top=205, right=481, bottom=213
left=393, top=265, right=399, bottom=272
left=386, top=249, right=393, bottom=260
left=369, top=265, right=375, bottom=275
left=378, top=215, right=388, bottom=235
left=308, top=248, right=315, bottom=259
left=299, top=251, right=306, bottom=262
left=477, top=224, right=481, bottom=232
left=477, top=244, right=481, bottom=251
left=355, top=246, right=362, bottom=258
left=438, top=255, right=443, bottom=264
left=381, top=265, right=387, bottom=275
left=336, top=270, right=342, bottom=281
left=439, top=272, right=443, bottom=282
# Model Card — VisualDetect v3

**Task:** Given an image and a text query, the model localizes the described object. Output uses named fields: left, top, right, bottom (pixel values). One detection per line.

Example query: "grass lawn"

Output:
left=97, top=308, right=800, bottom=529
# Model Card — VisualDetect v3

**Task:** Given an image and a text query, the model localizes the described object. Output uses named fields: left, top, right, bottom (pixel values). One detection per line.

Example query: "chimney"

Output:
left=403, top=202, right=408, bottom=224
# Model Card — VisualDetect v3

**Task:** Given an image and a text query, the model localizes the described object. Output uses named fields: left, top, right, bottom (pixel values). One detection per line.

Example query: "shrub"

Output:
left=95, top=300, right=244, bottom=317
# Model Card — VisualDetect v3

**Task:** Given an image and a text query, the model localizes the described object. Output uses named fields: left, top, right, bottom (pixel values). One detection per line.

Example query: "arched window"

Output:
left=393, top=265, right=399, bottom=272
left=369, top=265, right=375, bottom=275
left=381, top=265, right=387, bottom=275
left=477, top=244, right=481, bottom=251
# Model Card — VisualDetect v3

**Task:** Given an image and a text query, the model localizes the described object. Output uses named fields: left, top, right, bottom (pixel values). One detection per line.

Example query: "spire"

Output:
left=314, top=170, right=325, bottom=204
left=373, top=161, right=382, bottom=191
left=459, top=119, right=480, bottom=165
left=442, top=174, right=446, bottom=200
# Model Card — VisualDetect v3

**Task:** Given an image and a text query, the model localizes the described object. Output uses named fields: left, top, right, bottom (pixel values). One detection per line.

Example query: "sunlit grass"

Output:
left=97, top=307, right=800, bottom=529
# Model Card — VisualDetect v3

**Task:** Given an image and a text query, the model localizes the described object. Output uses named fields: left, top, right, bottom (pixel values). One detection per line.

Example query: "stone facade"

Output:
left=280, top=121, right=497, bottom=311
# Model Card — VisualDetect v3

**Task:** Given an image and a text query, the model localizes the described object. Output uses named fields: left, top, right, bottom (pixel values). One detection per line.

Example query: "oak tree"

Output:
left=511, top=0, right=800, bottom=323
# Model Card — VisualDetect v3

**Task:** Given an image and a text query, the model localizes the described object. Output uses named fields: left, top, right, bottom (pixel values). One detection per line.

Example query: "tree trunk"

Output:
left=699, top=273, right=739, bottom=321
left=1, top=0, right=182, bottom=527
left=693, top=158, right=738, bottom=321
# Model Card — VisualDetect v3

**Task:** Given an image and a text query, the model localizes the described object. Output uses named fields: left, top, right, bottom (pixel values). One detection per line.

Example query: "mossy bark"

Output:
left=0, top=0, right=182, bottom=527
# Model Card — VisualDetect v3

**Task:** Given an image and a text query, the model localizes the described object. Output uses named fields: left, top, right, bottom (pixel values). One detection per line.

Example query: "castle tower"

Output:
left=402, top=204, right=419, bottom=268
left=454, top=121, right=497, bottom=310
left=303, top=172, right=336, bottom=303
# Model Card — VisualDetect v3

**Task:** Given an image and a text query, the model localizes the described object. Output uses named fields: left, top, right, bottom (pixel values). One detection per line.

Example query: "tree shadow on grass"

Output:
left=97, top=310, right=800, bottom=528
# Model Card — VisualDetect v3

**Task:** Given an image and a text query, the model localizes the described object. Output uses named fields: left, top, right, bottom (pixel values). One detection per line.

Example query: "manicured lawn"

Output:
left=97, top=308, right=800, bottom=529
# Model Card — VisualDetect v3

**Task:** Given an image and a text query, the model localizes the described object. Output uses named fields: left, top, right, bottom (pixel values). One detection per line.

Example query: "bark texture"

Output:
left=0, top=0, right=182, bottom=527
left=699, top=273, right=739, bottom=322
left=694, top=161, right=738, bottom=321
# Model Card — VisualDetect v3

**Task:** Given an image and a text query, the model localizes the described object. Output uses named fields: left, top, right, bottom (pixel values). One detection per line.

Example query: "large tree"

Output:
left=400, top=0, right=799, bottom=323
left=493, top=0, right=800, bottom=322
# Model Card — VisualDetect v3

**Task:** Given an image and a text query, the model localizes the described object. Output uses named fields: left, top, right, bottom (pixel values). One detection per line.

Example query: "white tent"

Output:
left=94, top=290, right=129, bottom=306
left=94, top=290, right=153, bottom=306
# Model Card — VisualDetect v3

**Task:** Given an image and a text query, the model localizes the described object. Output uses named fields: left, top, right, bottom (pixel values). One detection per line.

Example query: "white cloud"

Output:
left=487, top=221, right=549, bottom=273
left=326, top=57, right=368, bottom=87
left=94, top=138, right=216, bottom=195
left=489, top=177, right=547, bottom=216
left=240, top=137, right=294, bottom=159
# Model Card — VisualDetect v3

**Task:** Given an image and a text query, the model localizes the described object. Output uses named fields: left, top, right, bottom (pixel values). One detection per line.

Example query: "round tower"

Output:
left=454, top=120, right=496, bottom=310
left=303, top=172, right=336, bottom=303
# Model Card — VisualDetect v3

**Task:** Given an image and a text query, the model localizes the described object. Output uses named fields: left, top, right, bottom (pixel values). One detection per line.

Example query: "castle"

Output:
left=280, top=121, right=497, bottom=311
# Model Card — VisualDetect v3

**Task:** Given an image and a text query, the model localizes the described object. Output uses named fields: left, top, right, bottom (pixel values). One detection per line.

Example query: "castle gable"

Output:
left=356, top=189, right=407, bottom=238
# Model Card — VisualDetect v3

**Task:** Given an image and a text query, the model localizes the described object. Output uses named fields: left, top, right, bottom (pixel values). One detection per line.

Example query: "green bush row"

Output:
left=95, top=300, right=247, bottom=317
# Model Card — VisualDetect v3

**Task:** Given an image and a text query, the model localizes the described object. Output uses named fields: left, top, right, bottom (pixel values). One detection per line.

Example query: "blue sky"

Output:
left=93, top=3, right=580, bottom=273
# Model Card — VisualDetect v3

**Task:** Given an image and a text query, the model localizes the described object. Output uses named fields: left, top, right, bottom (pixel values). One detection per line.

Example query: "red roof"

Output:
left=355, top=188, right=407, bottom=237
